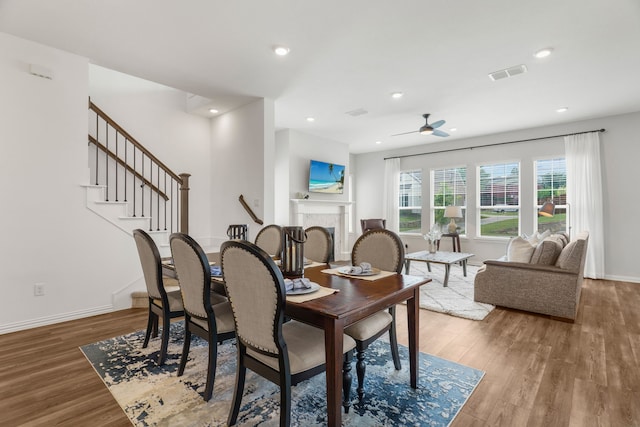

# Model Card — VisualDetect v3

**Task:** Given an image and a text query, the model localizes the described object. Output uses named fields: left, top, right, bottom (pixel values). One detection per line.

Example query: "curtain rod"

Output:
left=383, top=128, right=606, bottom=160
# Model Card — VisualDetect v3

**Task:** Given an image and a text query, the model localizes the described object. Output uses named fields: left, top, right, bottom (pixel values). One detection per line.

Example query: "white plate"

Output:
left=337, top=266, right=381, bottom=276
left=286, top=282, right=320, bottom=295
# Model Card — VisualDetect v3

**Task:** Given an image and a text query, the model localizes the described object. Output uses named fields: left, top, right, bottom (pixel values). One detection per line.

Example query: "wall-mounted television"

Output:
left=308, top=159, right=345, bottom=194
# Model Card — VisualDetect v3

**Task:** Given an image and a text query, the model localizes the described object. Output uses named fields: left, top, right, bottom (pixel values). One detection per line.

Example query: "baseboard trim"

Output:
left=602, top=274, right=640, bottom=284
left=0, top=305, right=114, bottom=335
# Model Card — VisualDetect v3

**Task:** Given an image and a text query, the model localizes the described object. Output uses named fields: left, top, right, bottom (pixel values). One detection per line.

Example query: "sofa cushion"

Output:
left=507, top=236, right=535, bottom=262
left=555, top=239, right=584, bottom=272
left=530, top=237, right=563, bottom=265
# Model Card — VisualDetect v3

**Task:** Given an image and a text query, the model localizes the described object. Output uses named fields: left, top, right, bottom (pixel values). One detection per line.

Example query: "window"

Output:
left=432, top=167, right=466, bottom=234
left=399, top=170, right=422, bottom=233
left=478, top=162, right=520, bottom=237
left=535, top=158, right=567, bottom=233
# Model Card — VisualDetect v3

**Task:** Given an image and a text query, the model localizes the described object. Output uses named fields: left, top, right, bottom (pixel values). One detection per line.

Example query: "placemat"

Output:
left=286, top=285, right=338, bottom=303
left=321, top=268, right=397, bottom=281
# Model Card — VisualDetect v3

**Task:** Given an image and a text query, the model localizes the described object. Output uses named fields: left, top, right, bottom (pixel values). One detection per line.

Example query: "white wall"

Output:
left=0, top=33, right=130, bottom=331
left=355, top=111, right=640, bottom=282
left=210, top=99, right=275, bottom=244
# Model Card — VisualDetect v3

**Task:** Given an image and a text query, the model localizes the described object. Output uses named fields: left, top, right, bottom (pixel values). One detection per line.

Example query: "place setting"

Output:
left=284, top=276, right=338, bottom=303
left=322, top=261, right=397, bottom=281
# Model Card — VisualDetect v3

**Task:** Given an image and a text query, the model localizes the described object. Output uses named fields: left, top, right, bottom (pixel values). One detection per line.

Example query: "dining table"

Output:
left=162, top=255, right=431, bottom=427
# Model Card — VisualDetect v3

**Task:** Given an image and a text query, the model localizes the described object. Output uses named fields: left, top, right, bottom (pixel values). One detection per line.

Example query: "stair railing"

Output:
left=88, top=99, right=190, bottom=234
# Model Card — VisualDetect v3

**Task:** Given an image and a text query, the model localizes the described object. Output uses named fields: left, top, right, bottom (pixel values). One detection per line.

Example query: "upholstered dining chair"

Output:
left=345, top=228, right=405, bottom=401
left=169, top=233, right=236, bottom=401
left=254, top=224, right=283, bottom=257
left=304, top=226, right=333, bottom=263
left=360, top=218, right=386, bottom=234
left=133, top=229, right=184, bottom=366
left=220, top=240, right=356, bottom=426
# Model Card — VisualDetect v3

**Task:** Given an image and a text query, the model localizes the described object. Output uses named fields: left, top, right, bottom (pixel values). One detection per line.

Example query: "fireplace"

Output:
left=290, top=199, right=353, bottom=260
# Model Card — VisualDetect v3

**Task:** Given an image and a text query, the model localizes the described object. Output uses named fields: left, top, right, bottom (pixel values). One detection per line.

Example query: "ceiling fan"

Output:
left=392, top=113, right=449, bottom=137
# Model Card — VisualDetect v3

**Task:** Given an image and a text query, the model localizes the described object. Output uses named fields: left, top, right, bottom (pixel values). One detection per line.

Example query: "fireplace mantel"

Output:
left=290, top=199, right=354, bottom=259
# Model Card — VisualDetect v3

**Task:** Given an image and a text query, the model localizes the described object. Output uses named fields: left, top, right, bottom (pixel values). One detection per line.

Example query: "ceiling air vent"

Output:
left=488, top=64, right=528, bottom=81
left=345, top=108, right=368, bottom=117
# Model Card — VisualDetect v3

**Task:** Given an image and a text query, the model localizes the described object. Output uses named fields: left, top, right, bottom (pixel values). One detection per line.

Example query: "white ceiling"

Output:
left=2, top=0, right=640, bottom=154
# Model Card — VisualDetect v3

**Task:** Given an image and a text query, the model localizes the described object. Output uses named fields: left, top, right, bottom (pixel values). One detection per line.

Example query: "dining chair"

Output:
left=304, top=226, right=333, bottom=263
left=360, top=218, right=386, bottom=234
left=345, top=228, right=405, bottom=402
left=254, top=224, right=282, bottom=257
left=220, top=240, right=356, bottom=426
left=133, top=229, right=184, bottom=365
left=169, top=232, right=236, bottom=401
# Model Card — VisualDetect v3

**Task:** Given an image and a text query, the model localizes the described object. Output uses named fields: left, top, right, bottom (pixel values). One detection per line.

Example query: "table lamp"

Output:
left=444, top=206, right=463, bottom=234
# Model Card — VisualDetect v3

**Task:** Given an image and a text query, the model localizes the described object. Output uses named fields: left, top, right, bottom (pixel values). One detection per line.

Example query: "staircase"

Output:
left=86, top=99, right=190, bottom=258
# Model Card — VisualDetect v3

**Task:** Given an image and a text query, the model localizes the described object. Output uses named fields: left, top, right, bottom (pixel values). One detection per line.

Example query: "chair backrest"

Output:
left=304, top=226, right=333, bottom=263
left=255, top=224, right=283, bottom=257
left=169, top=233, right=212, bottom=319
left=226, top=224, right=248, bottom=240
left=360, top=218, right=387, bottom=234
left=133, top=229, right=166, bottom=300
left=220, top=240, right=286, bottom=356
left=351, top=229, right=405, bottom=273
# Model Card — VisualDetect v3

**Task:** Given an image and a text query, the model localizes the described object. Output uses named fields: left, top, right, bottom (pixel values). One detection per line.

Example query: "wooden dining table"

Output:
left=292, top=265, right=431, bottom=427
left=162, top=256, right=430, bottom=426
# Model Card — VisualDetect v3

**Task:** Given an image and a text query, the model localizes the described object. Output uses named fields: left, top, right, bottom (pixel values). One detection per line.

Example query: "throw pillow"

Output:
left=507, top=236, right=535, bottom=263
left=530, top=238, right=563, bottom=265
left=523, top=229, right=551, bottom=245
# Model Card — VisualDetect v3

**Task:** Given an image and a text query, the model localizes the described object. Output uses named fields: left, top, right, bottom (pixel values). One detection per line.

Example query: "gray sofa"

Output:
left=474, top=231, right=589, bottom=320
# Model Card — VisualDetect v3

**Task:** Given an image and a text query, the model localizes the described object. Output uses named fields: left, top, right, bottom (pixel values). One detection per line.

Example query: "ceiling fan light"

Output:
left=420, top=126, right=434, bottom=135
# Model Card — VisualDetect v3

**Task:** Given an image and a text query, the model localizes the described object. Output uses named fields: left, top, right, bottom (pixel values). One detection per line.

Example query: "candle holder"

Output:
left=281, top=226, right=306, bottom=278
left=226, top=224, right=248, bottom=240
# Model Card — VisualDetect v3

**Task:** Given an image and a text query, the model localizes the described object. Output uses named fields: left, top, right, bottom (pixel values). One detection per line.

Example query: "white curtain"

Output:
left=383, top=158, right=400, bottom=233
left=565, top=132, right=605, bottom=279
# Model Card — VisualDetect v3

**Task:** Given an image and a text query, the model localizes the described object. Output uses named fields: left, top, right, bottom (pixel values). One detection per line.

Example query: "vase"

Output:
left=427, top=240, right=437, bottom=254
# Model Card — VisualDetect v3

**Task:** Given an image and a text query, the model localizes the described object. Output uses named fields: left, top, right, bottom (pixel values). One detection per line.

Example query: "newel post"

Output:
left=179, top=173, right=191, bottom=234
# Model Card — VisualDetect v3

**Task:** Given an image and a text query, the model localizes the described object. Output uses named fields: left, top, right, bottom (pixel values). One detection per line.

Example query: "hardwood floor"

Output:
left=0, top=278, right=638, bottom=426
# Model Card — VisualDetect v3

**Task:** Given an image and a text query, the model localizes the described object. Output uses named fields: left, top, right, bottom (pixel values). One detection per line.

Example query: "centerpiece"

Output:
left=423, top=224, right=442, bottom=254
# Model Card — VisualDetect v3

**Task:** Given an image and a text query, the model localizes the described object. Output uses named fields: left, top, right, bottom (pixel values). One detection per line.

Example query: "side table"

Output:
left=437, top=233, right=461, bottom=252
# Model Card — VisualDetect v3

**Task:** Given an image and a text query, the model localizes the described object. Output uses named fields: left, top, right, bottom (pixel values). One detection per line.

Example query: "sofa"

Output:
left=474, top=231, right=589, bottom=321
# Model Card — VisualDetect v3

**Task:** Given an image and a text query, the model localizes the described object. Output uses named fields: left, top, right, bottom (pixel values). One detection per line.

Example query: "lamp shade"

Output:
left=444, top=206, right=463, bottom=218
left=538, top=201, right=555, bottom=217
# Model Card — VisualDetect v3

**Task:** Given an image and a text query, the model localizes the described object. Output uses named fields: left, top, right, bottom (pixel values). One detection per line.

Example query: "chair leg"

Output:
left=142, top=303, right=154, bottom=349
left=355, top=349, right=366, bottom=401
left=203, top=333, right=218, bottom=401
left=178, top=320, right=192, bottom=377
left=280, top=369, right=292, bottom=427
left=228, top=349, right=247, bottom=426
left=342, top=350, right=353, bottom=413
left=158, top=311, right=170, bottom=365
left=388, top=308, right=401, bottom=370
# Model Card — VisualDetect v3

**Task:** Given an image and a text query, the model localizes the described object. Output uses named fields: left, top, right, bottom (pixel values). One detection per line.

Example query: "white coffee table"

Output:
left=404, top=250, right=474, bottom=287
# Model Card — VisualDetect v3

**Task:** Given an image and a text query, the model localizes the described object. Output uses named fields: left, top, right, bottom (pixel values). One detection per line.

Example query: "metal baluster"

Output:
left=124, top=138, right=128, bottom=202
left=94, top=114, right=99, bottom=185
left=164, top=170, right=167, bottom=230
left=115, top=131, right=119, bottom=201
left=132, top=146, right=137, bottom=217
left=105, top=123, right=109, bottom=201
left=141, top=153, right=145, bottom=218
left=156, top=163, right=160, bottom=231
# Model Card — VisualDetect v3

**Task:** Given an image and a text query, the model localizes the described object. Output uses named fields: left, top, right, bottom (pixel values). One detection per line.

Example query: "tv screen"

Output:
left=308, top=160, right=345, bottom=194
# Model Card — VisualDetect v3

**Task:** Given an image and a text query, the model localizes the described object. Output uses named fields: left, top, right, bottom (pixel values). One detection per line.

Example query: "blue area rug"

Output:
left=81, top=321, right=483, bottom=426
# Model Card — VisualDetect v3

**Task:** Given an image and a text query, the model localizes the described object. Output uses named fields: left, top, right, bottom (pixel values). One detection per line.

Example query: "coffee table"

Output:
left=404, top=250, right=474, bottom=287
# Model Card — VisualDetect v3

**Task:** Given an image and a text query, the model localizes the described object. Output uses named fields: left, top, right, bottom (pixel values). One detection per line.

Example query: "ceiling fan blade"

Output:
left=430, top=119, right=445, bottom=129
left=391, top=130, right=418, bottom=137
left=432, top=129, right=449, bottom=137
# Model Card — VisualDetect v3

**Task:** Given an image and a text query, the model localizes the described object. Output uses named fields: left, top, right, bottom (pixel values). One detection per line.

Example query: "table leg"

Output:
left=324, top=318, right=344, bottom=427
left=443, top=264, right=451, bottom=287
left=404, top=259, right=411, bottom=274
left=407, top=288, right=420, bottom=388
left=462, top=260, right=468, bottom=277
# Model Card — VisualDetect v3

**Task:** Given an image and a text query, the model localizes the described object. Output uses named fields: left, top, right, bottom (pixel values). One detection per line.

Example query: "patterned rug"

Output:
left=407, top=263, right=495, bottom=321
left=81, top=321, right=484, bottom=426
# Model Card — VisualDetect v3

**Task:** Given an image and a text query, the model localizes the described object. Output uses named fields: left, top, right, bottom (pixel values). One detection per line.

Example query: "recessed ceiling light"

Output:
left=273, top=45, right=290, bottom=56
left=534, top=48, right=553, bottom=59
left=556, top=107, right=568, bottom=113
left=209, top=108, right=219, bottom=114
left=376, top=141, right=382, bottom=145
left=391, top=92, right=403, bottom=99
left=306, top=117, right=315, bottom=122
left=449, top=128, right=458, bottom=132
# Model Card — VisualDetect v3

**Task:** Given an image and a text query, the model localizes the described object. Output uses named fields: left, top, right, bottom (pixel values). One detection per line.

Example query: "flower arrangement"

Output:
left=423, top=224, right=442, bottom=253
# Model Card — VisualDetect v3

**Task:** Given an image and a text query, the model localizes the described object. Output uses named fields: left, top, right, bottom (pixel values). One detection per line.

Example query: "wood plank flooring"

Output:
left=0, top=278, right=638, bottom=426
